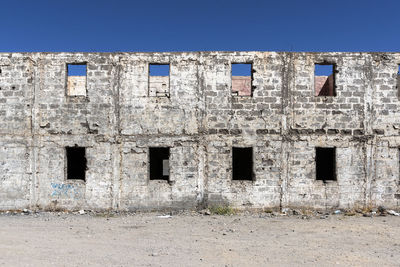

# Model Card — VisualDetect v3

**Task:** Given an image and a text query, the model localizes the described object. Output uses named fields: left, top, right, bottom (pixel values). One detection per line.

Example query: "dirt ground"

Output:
left=0, top=211, right=399, bottom=267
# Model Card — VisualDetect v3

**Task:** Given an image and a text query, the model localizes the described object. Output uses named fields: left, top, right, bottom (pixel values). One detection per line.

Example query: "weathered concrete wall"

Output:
left=0, top=56, right=33, bottom=210
left=0, top=51, right=399, bottom=211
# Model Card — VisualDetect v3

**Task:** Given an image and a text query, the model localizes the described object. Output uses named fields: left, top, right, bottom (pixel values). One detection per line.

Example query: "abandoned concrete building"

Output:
left=0, top=51, right=400, bottom=211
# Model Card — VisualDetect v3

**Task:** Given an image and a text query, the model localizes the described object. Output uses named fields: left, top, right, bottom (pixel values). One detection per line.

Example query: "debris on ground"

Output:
left=157, top=215, right=172, bottom=218
left=387, top=210, right=400, bottom=216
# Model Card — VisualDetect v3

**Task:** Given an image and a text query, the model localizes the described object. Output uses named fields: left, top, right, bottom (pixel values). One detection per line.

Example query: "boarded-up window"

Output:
left=149, top=64, right=170, bottom=97
left=232, top=63, right=252, bottom=96
left=315, top=64, right=336, bottom=96
left=67, top=64, right=87, bottom=96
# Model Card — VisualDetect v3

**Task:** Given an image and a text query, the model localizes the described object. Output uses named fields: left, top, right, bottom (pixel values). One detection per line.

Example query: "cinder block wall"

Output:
left=0, top=52, right=399, bottom=211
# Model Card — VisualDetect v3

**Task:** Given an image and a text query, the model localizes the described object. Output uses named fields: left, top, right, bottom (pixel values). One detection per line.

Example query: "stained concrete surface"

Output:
left=1, top=52, right=400, bottom=211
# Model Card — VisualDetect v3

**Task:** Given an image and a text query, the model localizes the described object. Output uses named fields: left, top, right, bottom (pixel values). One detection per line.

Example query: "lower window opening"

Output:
left=315, top=147, right=336, bottom=182
left=66, top=146, right=86, bottom=180
left=232, top=147, right=253, bottom=181
left=149, top=147, right=170, bottom=181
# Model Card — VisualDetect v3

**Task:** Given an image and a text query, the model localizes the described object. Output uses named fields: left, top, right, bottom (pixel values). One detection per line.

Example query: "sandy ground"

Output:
left=0, top=211, right=399, bottom=267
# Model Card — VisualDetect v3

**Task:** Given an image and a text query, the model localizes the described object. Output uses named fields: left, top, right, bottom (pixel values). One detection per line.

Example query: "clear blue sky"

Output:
left=2, top=0, right=399, bottom=52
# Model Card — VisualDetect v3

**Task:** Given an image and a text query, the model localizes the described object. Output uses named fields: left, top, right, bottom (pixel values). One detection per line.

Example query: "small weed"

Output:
left=361, top=206, right=373, bottom=214
left=264, top=208, right=273, bottom=214
left=344, top=211, right=356, bottom=216
left=301, top=209, right=314, bottom=216
left=209, top=206, right=236, bottom=215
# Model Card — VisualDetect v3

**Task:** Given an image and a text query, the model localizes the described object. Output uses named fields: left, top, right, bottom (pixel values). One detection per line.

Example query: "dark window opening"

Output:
left=66, top=147, right=86, bottom=180
left=232, top=147, right=253, bottom=181
left=315, top=63, right=336, bottom=96
left=232, top=63, right=253, bottom=96
left=149, top=147, right=170, bottom=180
left=316, top=147, right=336, bottom=182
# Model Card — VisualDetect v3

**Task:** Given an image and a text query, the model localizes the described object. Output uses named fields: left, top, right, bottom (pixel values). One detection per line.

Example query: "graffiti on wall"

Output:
left=50, top=183, right=81, bottom=199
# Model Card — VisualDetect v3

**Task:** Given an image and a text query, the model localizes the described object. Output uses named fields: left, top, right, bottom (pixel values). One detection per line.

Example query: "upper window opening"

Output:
left=149, top=64, right=170, bottom=97
left=315, top=147, right=336, bottom=182
left=67, top=63, right=87, bottom=96
left=232, top=147, right=253, bottom=181
left=149, top=147, right=170, bottom=181
left=315, top=63, right=336, bottom=97
left=232, top=63, right=252, bottom=97
left=66, top=146, right=87, bottom=181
